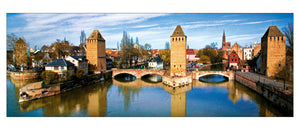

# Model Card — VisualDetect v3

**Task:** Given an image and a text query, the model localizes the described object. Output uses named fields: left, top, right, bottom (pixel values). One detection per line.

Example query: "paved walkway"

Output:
left=235, top=72, right=293, bottom=92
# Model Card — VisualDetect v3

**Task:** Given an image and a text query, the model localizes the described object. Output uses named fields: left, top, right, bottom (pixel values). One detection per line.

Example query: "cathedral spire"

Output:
left=222, top=30, right=226, bottom=43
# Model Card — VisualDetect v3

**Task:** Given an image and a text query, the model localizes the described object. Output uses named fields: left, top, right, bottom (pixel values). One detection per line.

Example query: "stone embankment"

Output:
left=235, top=72, right=293, bottom=115
left=19, top=70, right=112, bottom=102
left=9, top=71, right=39, bottom=80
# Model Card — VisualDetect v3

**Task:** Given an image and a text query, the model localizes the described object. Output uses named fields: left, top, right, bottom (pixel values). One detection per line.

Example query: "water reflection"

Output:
left=163, top=84, right=192, bottom=117
left=199, top=74, right=228, bottom=83
left=7, top=76, right=289, bottom=117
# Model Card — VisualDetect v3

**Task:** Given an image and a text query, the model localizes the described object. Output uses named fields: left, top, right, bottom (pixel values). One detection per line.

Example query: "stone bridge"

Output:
left=112, top=68, right=166, bottom=79
left=192, top=70, right=234, bottom=80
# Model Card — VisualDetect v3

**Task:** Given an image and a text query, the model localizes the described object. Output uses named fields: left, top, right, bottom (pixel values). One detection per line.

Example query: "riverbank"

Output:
left=19, top=70, right=112, bottom=102
left=9, top=71, right=39, bottom=80
left=235, top=71, right=293, bottom=116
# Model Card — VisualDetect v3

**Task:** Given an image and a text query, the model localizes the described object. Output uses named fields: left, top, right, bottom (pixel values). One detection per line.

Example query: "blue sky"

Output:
left=6, top=13, right=293, bottom=50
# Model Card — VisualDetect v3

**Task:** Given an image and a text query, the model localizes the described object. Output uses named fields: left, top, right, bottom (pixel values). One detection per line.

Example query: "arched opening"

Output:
left=114, top=73, right=136, bottom=82
left=141, top=74, right=162, bottom=83
left=199, top=74, right=229, bottom=83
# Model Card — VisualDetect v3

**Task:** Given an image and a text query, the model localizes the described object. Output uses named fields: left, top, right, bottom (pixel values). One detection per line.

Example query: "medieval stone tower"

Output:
left=260, top=25, right=286, bottom=77
left=170, top=25, right=187, bottom=77
left=86, top=30, right=106, bottom=72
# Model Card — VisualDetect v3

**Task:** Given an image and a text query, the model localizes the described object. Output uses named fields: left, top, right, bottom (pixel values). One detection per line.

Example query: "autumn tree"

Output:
left=13, top=38, right=28, bottom=66
left=50, top=39, right=71, bottom=59
left=158, top=49, right=170, bottom=67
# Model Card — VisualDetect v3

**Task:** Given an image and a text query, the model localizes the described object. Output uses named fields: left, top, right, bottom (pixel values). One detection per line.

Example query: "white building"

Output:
left=242, top=45, right=253, bottom=60
left=65, top=56, right=88, bottom=75
left=148, top=57, right=163, bottom=70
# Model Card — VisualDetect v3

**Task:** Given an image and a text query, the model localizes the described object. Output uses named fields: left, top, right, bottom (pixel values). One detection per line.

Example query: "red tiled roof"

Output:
left=186, top=49, right=195, bottom=55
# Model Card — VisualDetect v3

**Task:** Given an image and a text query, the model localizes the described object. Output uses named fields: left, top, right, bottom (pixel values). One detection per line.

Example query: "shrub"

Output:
left=41, top=70, right=59, bottom=85
left=75, top=69, right=85, bottom=79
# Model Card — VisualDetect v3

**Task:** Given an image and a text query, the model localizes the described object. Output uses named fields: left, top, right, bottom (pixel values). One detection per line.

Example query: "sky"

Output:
left=6, top=13, right=293, bottom=50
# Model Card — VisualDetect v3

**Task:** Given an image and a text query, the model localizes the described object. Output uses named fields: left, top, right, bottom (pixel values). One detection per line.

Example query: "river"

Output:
left=7, top=74, right=290, bottom=117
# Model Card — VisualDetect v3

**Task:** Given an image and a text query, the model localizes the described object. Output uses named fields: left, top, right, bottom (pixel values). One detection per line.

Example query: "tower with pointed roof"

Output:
left=261, top=25, right=286, bottom=77
left=222, top=30, right=231, bottom=50
left=86, top=30, right=106, bottom=72
left=170, top=25, right=187, bottom=76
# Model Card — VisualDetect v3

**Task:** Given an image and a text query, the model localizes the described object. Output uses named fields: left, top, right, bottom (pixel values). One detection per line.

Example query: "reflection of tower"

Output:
left=170, top=25, right=187, bottom=77
left=171, top=92, right=186, bottom=117
left=88, top=87, right=108, bottom=117
left=163, top=84, right=192, bottom=117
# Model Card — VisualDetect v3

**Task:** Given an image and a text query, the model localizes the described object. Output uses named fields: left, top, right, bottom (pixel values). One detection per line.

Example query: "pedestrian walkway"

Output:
left=236, top=72, right=293, bottom=92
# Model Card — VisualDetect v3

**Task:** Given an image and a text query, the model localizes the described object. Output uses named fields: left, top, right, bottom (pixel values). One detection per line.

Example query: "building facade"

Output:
left=228, top=50, right=240, bottom=69
left=148, top=56, right=163, bottom=70
left=170, top=25, right=187, bottom=77
left=45, top=58, right=75, bottom=77
left=260, top=25, right=286, bottom=77
left=229, top=42, right=243, bottom=61
left=186, top=49, right=196, bottom=62
left=65, top=56, right=88, bottom=75
left=242, top=45, right=253, bottom=60
left=86, top=30, right=106, bottom=72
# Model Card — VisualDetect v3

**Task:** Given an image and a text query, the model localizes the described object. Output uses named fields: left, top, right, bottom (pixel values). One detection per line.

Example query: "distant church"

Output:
left=221, top=30, right=231, bottom=50
left=86, top=30, right=106, bottom=72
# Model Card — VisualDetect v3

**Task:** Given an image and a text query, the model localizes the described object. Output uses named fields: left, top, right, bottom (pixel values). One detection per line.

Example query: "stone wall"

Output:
left=235, top=73, right=293, bottom=115
left=10, top=71, right=39, bottom=80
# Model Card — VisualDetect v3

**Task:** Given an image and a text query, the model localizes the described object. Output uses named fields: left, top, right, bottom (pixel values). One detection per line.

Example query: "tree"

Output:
left=75, top=69, right=85, bottom=79
left=7, top=33, right=18, bottom=50
left=198, top=55, right=210, bottom=64
left=158, top=50, right=170, bottom=66
left=210, top=42, right=218, bottom=49
left=165, top=42, right=170, bottom=50
left=13, top=38, right=28, bottom=66
left=41, top=70, right=59, bottom=85
left=50, top=39, right=71, bottom=59
left=283, top=23, right=293, bottom=58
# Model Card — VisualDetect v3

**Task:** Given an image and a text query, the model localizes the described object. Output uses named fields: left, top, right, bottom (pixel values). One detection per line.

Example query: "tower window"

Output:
left=172, top=38, right=174, bottom=41
left=176, top=38, right=177, bottom=41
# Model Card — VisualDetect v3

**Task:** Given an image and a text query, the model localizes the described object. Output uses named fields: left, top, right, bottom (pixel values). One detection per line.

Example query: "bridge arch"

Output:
left=192, top=71, right=234, bottom=80
left=198, top=73, right=230, bottom=79
left=113, top=72, right=137, bottom=79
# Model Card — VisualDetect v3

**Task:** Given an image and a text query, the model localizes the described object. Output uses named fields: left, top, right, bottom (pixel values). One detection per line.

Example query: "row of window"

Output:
left=172, top=37, right=185, bottom=41
left=269, top=36, right=284, bottom=41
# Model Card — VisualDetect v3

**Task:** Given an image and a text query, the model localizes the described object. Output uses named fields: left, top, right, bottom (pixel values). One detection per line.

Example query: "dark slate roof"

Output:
left=46, top=58, right=74, bottom=67
left=87, top=30, right=105, bottom=41
left=149, top=57, right=163, bottom=63
left=70, top=55, right=88, bottom=62
left=171, top=25, right=186, bottom=37
left=262, top=25, right=284, bottom=39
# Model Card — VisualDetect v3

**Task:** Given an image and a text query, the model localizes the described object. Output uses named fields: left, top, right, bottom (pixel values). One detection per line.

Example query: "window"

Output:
left=279, top=64, right=281, bottom=67
left=54, top=66, right=59, bottom=70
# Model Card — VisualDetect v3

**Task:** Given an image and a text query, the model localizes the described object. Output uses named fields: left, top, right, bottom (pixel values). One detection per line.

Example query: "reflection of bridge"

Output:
left=112, top=69, right=166, bottom=78
left=192, top=71, right=234, bottom=80
left=112, top=69, right=234, bottom=80
left=192, top=80, right=234, bottom=87
left=112, top=79, right=163, bottom=88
